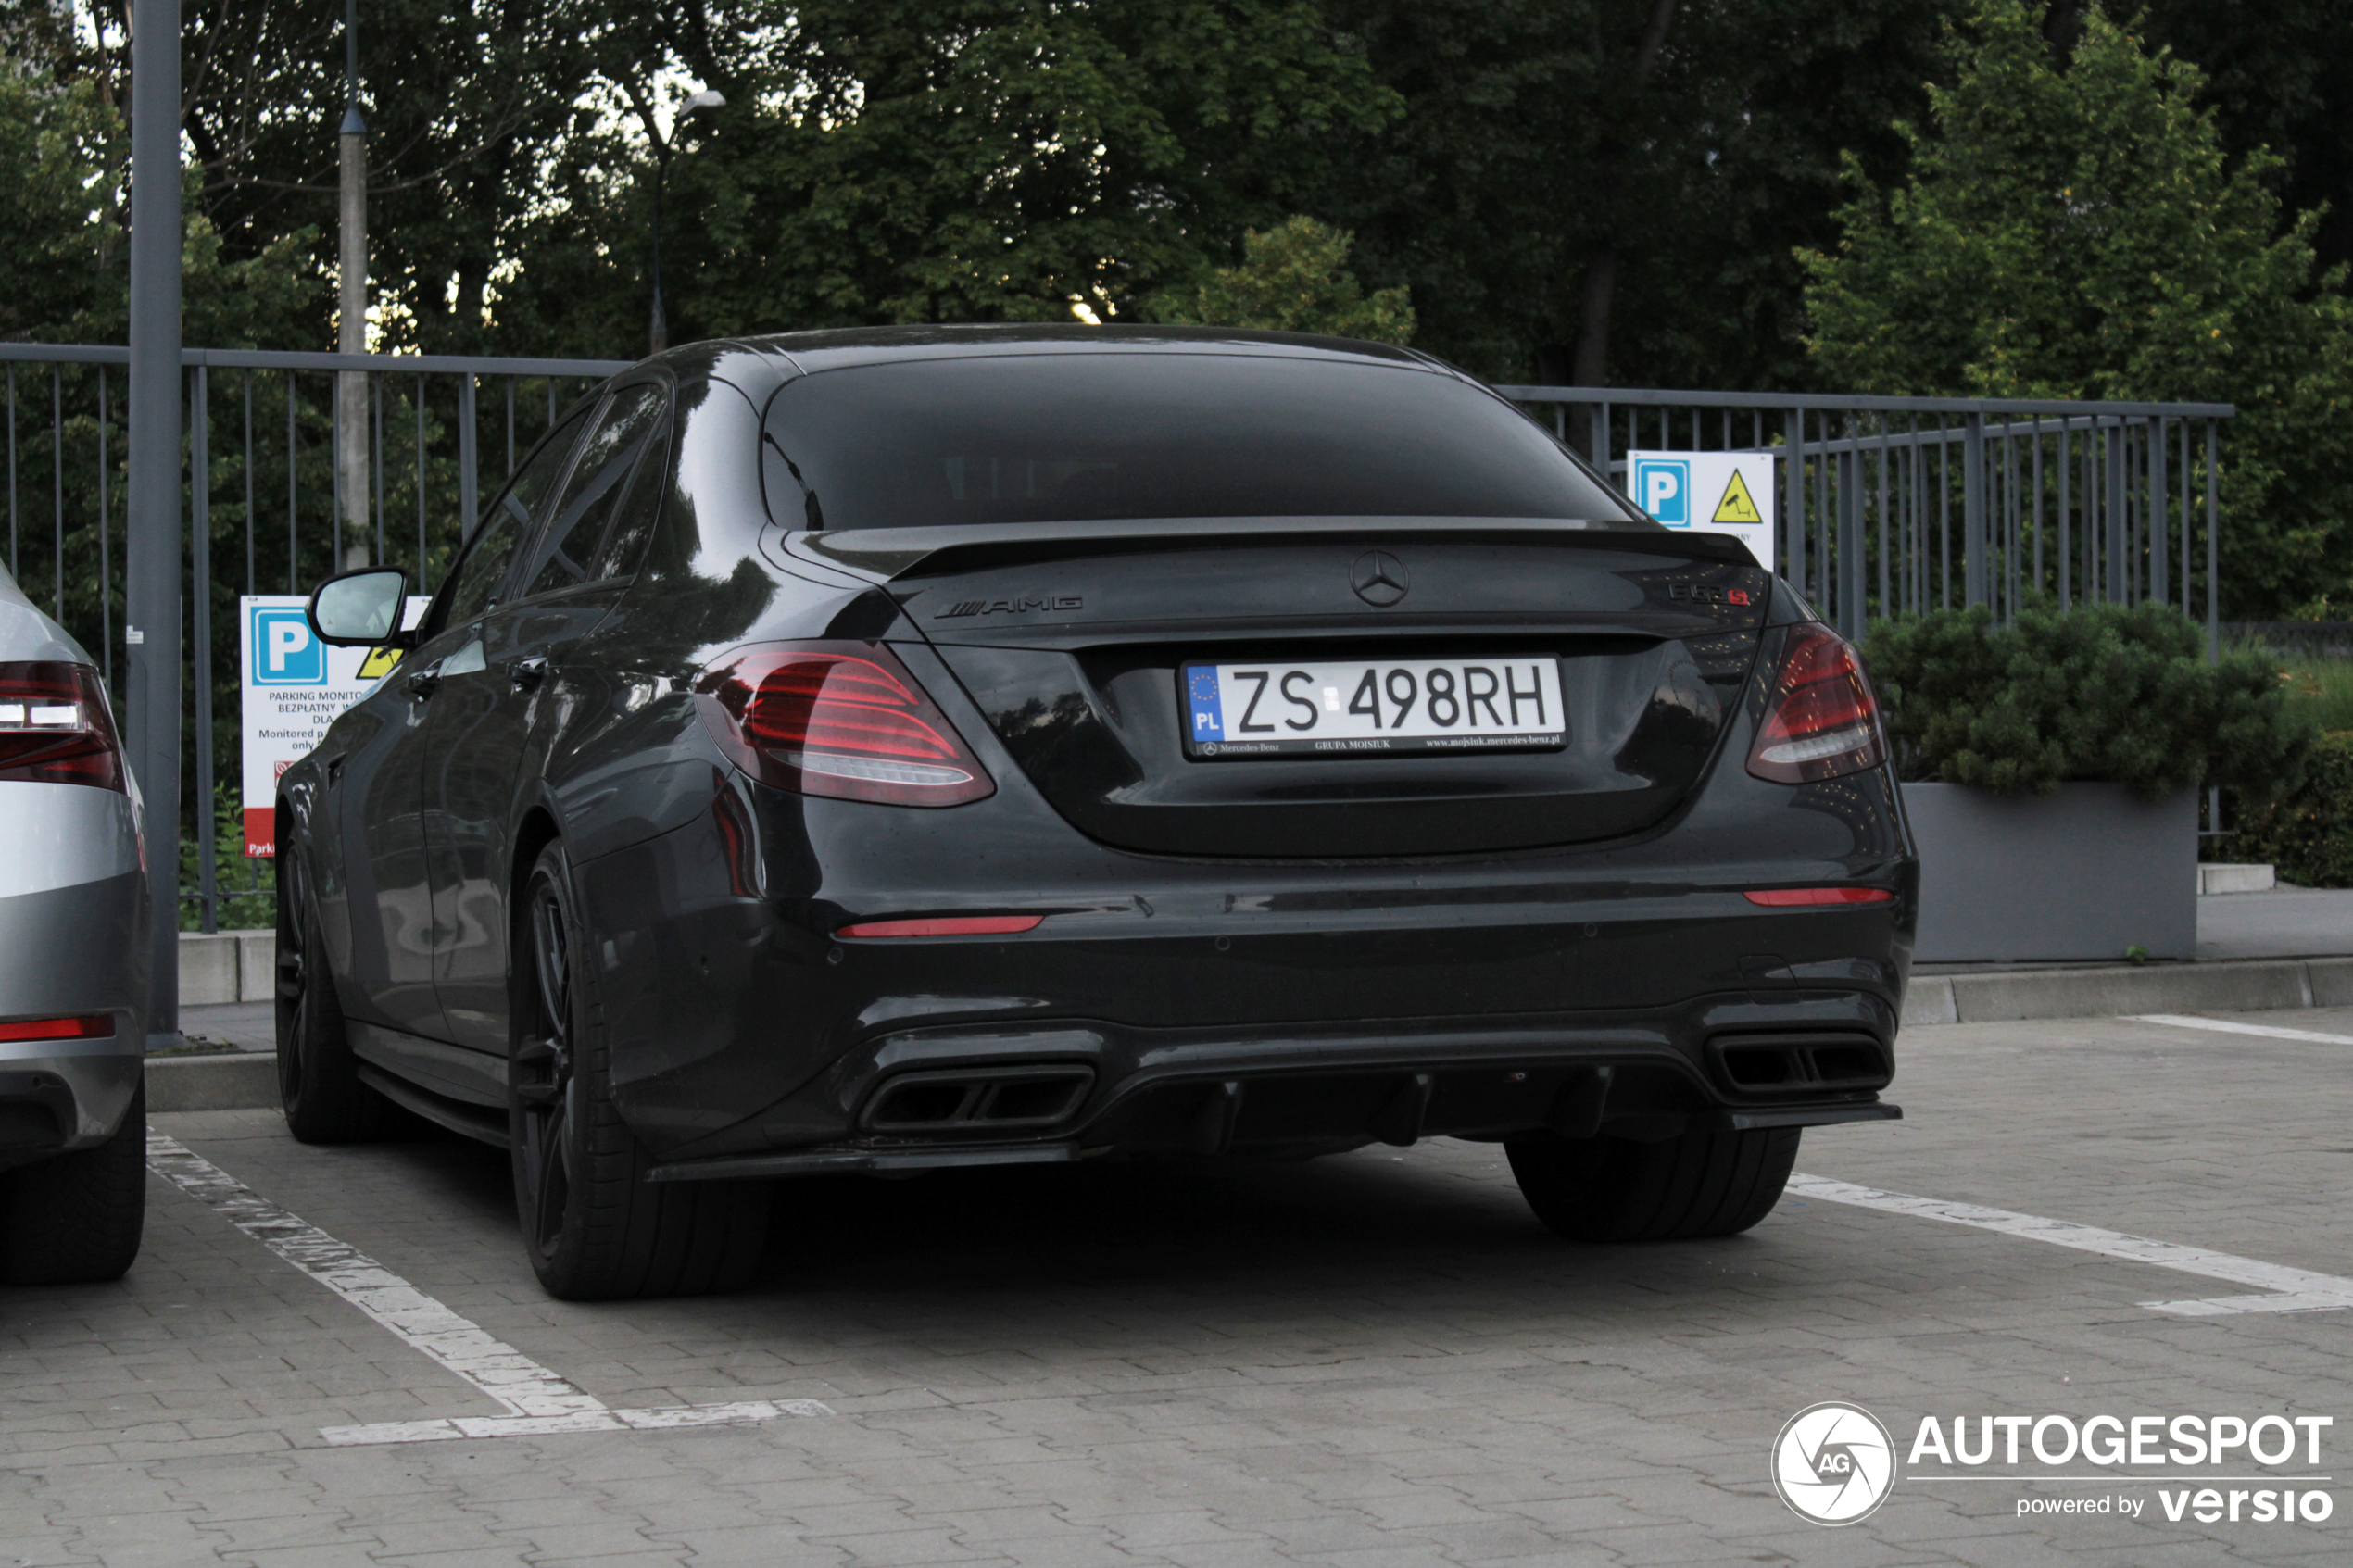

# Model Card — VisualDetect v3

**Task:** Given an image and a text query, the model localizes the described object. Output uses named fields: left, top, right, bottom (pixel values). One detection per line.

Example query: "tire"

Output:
left=0, top=1080, right=147, bottom=1285
left=510, top=840, right=769, bottom=1300
left=276, top=847, right=392, bottom=1143
left=1505, top=1124, right=1801, bottom=1243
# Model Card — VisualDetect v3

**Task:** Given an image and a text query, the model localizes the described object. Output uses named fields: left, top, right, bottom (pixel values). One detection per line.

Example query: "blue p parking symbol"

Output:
left=250, top=606, right=326, bottom=685
left=1634, top=458, right=1691, bottom=525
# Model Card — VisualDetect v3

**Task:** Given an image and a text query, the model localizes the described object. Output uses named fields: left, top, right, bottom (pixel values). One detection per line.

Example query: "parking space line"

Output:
left=1788, top=1173, right=2353, bottom=1317
left=146, top=1132, right=834, bottom=1445
left=2129, top=1013, right=2353, bottom=1047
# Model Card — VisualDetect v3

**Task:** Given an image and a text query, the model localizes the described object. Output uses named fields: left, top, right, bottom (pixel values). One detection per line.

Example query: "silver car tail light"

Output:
left=0, top=662, right=125, bottom=792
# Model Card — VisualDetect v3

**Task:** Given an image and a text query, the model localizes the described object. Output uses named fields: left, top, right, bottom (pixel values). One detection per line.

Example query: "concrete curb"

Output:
left=1903, top=956, right=2353, bottom=1029
left=147, top=1053, right=278, bottom=1113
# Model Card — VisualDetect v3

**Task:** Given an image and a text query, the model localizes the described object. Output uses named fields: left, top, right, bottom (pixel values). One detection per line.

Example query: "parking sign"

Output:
left=1624, top=451, right=1776, bottom=572
left=238, top=595, right=428, bottom=856
left=1633, top=458, right=1690, bottom=524
left=247, top=605, right=327, bottom=684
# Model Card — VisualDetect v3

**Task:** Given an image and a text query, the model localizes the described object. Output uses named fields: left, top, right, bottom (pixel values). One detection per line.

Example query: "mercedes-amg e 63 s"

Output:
left=282, top=326, right=1914, bottom=1298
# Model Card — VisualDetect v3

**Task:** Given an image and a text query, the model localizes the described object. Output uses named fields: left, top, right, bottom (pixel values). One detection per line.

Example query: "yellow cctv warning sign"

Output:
left=1712, top=470, right=1763, bottom=525
left=356, top=645, right=405, bottom=680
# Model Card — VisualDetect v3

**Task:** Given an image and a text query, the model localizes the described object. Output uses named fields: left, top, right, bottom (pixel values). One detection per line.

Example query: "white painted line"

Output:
left=147, top=1132, right=835, bottom=1443
left=321, top=1399, right=834, bottom=1448
left=2129, top=1013, right=2353, bottom=1047
left=1788, top=1173, right=2353, bottom=1317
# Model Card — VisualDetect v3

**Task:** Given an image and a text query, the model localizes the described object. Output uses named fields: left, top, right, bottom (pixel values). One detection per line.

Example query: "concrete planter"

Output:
left=1902, top=782, right=2198, bottom=963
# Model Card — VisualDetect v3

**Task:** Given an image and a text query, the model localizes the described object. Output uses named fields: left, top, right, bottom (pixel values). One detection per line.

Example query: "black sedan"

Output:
left=283, top=326, right=1913, bottom=1299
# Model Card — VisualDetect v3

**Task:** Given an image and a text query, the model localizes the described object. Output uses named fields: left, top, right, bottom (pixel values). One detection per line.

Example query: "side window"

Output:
left=585, top=395, right=675, bottom=581
left=520, top=384, right=668, bottom=598
left=440, top=408, right=590, bottom=628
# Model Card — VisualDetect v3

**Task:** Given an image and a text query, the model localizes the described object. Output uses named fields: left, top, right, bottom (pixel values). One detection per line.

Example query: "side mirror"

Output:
left=308, top=568, right=414, bottom=648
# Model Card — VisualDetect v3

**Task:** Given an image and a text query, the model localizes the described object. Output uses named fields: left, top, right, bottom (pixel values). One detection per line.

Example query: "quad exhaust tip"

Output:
left=1709, top=1031, right=1891, bottom=1093
left=862, top=1065, right=1095, bottom=1133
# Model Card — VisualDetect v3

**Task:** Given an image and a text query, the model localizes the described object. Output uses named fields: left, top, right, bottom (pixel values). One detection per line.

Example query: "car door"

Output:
left=368, top=407, right=589, bottom=1043
left=424, top=382, right=673, bottom=1055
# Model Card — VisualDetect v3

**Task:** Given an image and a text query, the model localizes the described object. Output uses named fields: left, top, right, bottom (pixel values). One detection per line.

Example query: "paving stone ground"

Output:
left=6, top=1007, right=2353, bottom=1566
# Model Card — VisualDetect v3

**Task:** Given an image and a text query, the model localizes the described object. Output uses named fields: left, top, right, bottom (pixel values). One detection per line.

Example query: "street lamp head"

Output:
left=680, top=89, right=726, bottom=115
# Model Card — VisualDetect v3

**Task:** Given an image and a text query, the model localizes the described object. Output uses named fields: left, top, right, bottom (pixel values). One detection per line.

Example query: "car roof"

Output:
left=645, top=323, right=1450, bottom=388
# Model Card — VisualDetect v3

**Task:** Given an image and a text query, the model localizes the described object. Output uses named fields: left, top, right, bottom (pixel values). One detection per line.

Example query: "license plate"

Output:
left=1182, top=658, right=1566, bottom=759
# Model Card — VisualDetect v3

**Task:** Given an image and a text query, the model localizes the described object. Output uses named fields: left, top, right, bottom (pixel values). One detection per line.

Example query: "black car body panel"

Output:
left=281, top=325, right=1914, bottom=1185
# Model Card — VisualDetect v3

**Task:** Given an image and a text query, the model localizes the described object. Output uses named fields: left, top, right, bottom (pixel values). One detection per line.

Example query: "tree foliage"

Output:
left=1864, top=601, right=2312, bottom=800
left=1801, top=1, right=2353, bottom=617
left=1148, top=215, right=1412, bottom=341
left=2212, top=729, right=2353, bottom=889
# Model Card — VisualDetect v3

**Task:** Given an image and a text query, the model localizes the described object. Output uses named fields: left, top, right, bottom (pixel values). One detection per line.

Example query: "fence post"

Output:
left=2108, top=424, right=2128, bottom=604
left=192, top=364, right=216, bottom=933
left=2206, top=419, right=2220, bottom=660
left=1962, top=412, right=1986, bottom=607
left=2148, top=419, right=2168, bottom=606
left=459, top=372, right=478, bottom=543
left=1839, top=445, right=1864, bottom=640
left=1781, top=408, right=1803, bottom=592
left=126, top=0, right=183, bottom=1045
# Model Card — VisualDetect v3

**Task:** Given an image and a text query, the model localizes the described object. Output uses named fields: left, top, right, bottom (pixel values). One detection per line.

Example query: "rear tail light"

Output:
left=695, top=641, right=994, bottom=807
left=0, top=1013, right=115, bottom=1043
left=1746, top=623, right=1883, bottom=784
left=0, top=662, right=124, bottom=791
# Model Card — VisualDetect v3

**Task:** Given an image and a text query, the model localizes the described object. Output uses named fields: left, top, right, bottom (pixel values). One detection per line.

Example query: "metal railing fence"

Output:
left=1499, top=385, right=2233, bottom=649
left=0, top=345, right=2234, bottom=935
left=0, top=343, right=627, bottom=932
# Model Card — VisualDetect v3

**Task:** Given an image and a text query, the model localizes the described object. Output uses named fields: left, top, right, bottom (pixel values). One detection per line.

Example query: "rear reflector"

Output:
left=1743, top=887, right=1896, bottom=907
left=0, top=1013, right=116, bottom=1043
left=695, top=641, right=993, bottom=807
left=0, top=662, right=124, bottom=791
left=1746, top=623, right=1883, bottom=785
left=837, top=915, right=1044, bottom=938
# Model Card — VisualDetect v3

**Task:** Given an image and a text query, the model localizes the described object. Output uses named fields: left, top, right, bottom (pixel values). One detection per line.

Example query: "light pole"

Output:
left=648, top=89, right=724, bottom=355
left=336, top=0, right=370, bottom=570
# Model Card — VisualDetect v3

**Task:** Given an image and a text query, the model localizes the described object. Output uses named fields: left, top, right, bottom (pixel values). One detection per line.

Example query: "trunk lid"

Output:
left=872, top=525, right=1770, bottom=859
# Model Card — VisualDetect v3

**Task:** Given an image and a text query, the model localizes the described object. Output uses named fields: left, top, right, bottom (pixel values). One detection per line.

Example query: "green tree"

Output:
left=1801, top=0, right=2353, bottom=617
left=597, top=0, right=1401, bottom=347
left=1147, top=215, right=1412, bottom=341
left=1320, top=0, right=1957, bottom=388
left=2114, top=1, right=2353, bottom=286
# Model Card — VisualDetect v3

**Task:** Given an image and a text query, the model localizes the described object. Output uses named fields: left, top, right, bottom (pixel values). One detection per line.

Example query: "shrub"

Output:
left=2212, top=732, right=2353, bottom=887
left=1861, top=601, right=2313, bottom=801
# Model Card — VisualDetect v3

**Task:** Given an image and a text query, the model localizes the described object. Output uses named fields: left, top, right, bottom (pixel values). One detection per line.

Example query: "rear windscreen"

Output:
left=758, top=353, right=1643, bottom=531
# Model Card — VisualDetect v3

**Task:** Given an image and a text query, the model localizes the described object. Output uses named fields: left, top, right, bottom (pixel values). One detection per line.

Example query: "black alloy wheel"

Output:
left=513, top=869, right=579, bottom=1260
left=509, top=841, right=770, bottom=1299
left=275, top=846, right=389, bottom=1143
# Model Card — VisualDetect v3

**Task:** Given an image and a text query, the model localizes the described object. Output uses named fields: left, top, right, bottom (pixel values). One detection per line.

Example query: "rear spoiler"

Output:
left=781, top=515, right=1751, bottom=583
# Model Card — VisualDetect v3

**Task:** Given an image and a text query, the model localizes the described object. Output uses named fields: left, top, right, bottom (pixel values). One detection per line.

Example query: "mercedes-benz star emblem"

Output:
left=1352, top=550, right=1409, bottom=607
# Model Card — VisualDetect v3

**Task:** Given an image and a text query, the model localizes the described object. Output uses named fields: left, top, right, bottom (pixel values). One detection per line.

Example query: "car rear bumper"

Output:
left=0, top=858, right=152, bottom=1163
left=577, top=778, right=1916, bottom=1169
left=642, top=997, right=1903, bottom=1183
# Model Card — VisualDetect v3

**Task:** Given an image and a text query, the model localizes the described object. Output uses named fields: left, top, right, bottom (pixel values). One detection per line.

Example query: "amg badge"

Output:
left=935, top=594, right=1083, bottom=620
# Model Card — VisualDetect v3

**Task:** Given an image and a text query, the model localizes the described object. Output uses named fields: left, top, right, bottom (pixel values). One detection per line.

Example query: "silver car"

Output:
left=0, top=560, right=147, bottom=1283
